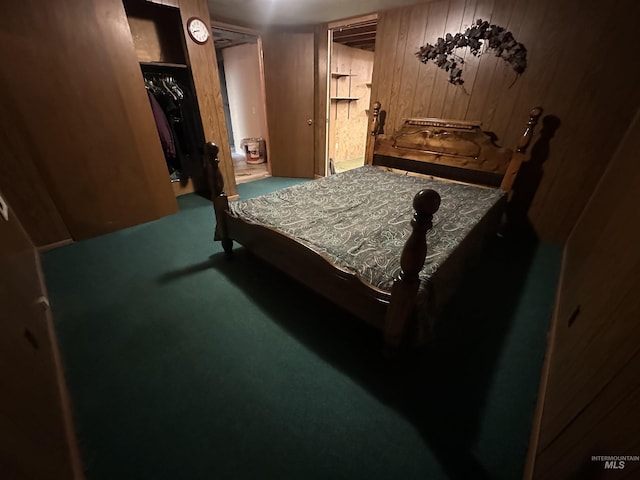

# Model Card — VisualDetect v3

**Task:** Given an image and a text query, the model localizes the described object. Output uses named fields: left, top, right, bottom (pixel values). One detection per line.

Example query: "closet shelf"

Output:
left=140, top=61, right=188, bottom=69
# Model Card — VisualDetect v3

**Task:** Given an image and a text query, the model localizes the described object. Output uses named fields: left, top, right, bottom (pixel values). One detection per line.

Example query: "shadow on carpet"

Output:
left=200, top=225, right=558, bottom=480
left=43, top=182, right=560, bottom=480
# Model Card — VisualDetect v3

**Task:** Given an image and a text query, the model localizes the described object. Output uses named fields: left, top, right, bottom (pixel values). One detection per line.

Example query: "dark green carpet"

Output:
left=43, top=177, right=561, bottom=480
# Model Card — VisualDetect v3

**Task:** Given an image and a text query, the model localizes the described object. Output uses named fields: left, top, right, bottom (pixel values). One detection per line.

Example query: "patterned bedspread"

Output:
left=229, top=166, right=505, bottom=311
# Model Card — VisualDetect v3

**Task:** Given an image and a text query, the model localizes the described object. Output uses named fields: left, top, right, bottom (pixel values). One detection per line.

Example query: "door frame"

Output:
left=326, top=14, right=378, bottom=175
left=211, top=21, right=271, bottom=179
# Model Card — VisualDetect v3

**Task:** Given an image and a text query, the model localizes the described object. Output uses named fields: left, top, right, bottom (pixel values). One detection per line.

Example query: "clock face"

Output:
left=187, top=17, right=210, bottom=44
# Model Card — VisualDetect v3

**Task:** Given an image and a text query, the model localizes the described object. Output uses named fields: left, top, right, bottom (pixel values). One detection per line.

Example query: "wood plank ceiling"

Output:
left=332, top=20, right=377, bottom=52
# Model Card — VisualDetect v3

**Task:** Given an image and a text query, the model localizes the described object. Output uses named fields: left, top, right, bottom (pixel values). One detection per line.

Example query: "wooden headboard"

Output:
left=369, top=102, right=542, bottom=191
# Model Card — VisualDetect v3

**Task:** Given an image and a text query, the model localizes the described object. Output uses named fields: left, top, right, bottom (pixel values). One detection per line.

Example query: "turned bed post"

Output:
left=370, top=101, right=381, bottom=136
left=205, top=142, right=233, bottom=255
left=500, top=106, right=543, bottom=192
left=384, top=188, right=441, bottom=351
left=366, top=101, right=382, bottom=165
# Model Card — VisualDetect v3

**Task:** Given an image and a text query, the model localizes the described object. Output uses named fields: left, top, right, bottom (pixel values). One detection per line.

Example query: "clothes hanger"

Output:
left=164, top=75, right=184, bottom=100
left=161, top=78, right=178, bottom=101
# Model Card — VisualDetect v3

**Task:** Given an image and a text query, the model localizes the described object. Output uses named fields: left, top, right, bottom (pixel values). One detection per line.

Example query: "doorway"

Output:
left=327, top=17, right=377, bottom=174
left=212, top=26, right=270, bottom=184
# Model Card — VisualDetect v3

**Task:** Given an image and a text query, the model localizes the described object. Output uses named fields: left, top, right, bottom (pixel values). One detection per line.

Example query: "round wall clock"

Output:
left=187, top=17, right=210, bottom=45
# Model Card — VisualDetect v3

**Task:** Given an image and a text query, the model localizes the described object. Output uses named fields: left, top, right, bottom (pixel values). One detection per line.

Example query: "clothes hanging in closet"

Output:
left=147, top=90, right=175, bottom=158
left=144, top=73, right=203, bottom=181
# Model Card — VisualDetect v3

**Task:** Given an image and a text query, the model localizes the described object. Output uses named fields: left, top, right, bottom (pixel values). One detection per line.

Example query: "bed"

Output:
left=206, top=102, right=542, bottom=352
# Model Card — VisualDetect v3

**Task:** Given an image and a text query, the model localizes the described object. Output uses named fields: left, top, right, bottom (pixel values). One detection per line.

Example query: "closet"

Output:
left=0, top=0, right=180, bottom=246
left=124, top=0, right=207, bottom=196
left=1, top=0, right=236, bottom=247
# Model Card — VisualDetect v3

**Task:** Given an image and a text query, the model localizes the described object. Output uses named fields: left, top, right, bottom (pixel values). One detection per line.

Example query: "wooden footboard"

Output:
left=205, top=143, right=440, bottom=352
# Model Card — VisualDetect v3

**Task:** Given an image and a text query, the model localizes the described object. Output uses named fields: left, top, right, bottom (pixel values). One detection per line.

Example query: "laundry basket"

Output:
left=240, top=137, right=266, bottom=164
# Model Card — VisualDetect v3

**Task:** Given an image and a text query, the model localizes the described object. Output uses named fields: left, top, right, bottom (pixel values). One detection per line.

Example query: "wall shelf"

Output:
left=331, top=70, right=357, bottom=118
left=331, top=72, right=355, bottom=78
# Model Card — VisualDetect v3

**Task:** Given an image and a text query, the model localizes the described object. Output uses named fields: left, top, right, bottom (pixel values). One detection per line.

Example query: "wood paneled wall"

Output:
left=0, top=193, right=83, bottom=479
left=0, top=120, right=71, bottom=247
left=527, top=107, right=640, bottom=479
left=368, top=0, right=640, bottom=243
left=125, top=0, right=186, bottom=63
left=178, top=0, right=237, bottom=197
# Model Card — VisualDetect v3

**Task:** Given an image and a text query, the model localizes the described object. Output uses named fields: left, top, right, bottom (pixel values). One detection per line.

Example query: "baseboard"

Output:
left=38, top=238, right=74, bottom=253
left=522, top=244, right=567, bottom=480
left=172, top=178, right=197, bottom=197
left=35, top=254, right=85, bottom=479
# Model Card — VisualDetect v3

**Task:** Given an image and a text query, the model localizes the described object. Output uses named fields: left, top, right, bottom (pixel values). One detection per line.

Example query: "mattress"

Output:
left=229, top=166, right=505, bottom=314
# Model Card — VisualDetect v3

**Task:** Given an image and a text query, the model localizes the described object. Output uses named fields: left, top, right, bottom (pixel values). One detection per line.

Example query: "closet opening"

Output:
left=212, top=26, right=270, bottom=184
left=327, top=17, right=377, bottom=174
left=141, top=63, right=206, bottom=189
left=123, top=0, right=207, bottom=197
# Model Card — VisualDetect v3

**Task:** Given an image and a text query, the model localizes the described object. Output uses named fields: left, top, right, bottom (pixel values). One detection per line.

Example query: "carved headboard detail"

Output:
left=369, top=102, right=542, bottom=190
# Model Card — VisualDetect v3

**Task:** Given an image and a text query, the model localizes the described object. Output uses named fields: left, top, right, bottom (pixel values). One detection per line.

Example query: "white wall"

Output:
left=222, top=43, right=267, bottom=154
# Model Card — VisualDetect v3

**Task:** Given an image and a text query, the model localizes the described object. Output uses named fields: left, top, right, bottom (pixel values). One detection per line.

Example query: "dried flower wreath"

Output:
left=416, top=19, right=527, bottom=85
